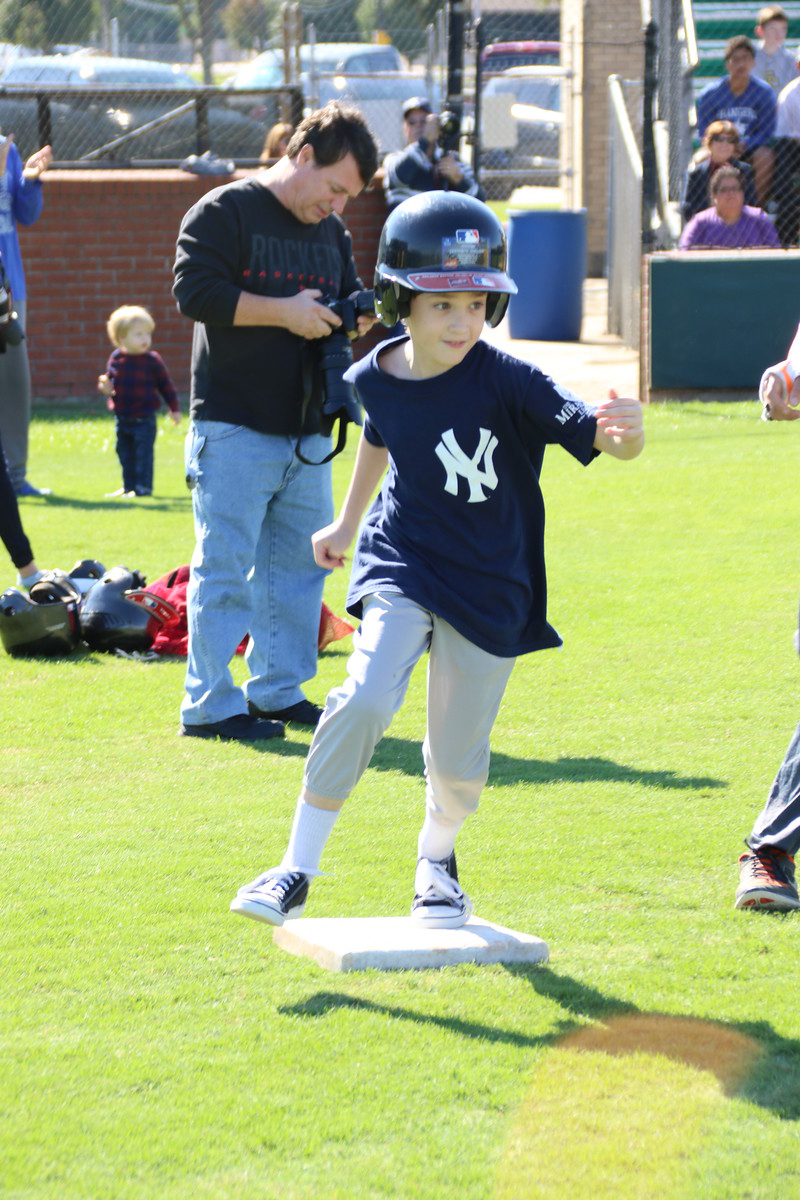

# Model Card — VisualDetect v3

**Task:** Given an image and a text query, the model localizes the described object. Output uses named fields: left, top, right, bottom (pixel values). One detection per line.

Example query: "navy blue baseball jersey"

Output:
left=344, top=336, right=599, bottom=657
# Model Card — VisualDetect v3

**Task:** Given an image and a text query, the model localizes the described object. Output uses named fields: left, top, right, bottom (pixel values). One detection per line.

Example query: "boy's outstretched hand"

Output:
left=593, top=389, right=644, bottom=459
left=312, top=519, right=354, bottom=570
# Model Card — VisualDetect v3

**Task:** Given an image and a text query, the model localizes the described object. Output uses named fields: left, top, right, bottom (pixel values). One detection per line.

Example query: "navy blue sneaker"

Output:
left=231, top=869, right=309, bottom=925
left=411, top=853, right=472, bottom=928
left=15, top=480, right=52, bottom=497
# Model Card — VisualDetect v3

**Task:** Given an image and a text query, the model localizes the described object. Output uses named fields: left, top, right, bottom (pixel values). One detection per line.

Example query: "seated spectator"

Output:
left=259, top=122, right=294, bottom=163
left=679, top=164, right=781, bottom=248
left=753, top=5, right=796, bottom=94
left=681, top=120, right=758, bottom=222
left=772, top=56, right=800, bottom=244
left=696, top=35, right=777, bottom=205
left=383, top=96, right=484, bottom=210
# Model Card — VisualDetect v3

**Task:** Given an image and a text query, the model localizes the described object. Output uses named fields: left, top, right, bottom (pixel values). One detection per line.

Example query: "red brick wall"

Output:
left=18, top=168, right=388, bottom=401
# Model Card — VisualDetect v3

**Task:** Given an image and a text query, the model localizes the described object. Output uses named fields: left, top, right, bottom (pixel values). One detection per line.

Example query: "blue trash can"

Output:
left=506, top=209, right=587, bottom=341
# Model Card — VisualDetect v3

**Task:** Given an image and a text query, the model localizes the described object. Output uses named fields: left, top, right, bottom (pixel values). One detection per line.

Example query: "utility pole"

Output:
left=445, top=0, right=466, bottom=121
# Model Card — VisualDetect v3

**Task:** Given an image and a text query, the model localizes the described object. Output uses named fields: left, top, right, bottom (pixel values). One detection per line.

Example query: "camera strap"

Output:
left=295, top=418, right=349, bottom=466
left=294, top=347, right=351, bottom=466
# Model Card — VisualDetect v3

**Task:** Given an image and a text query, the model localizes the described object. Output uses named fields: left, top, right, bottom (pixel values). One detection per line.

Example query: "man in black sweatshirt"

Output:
left=173, top=103, right=378, bottom=743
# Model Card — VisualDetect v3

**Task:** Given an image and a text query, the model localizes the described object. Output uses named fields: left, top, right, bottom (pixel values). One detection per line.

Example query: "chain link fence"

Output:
left=682, top=1, right=800, bottom=249
left=0, top=0, right=575, bottom=191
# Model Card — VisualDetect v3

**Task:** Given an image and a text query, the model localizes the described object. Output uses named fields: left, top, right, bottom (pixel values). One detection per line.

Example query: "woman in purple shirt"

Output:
left=679, top=164, right=782, bottom=249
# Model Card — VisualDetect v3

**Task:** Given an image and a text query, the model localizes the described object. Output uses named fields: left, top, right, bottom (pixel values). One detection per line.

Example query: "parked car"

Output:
left=0, top=54, right=267, bottom=163
left=480, top=41, right=561, bottom=72
left=480, top=66, right=562, bottom=194
left=225, top=42, right=405, bottom=92
left=224, top=42, right=420, bottom=152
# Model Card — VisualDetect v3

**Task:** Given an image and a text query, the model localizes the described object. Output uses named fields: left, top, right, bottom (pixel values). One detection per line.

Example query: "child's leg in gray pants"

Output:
left=303, top=591, right=433, bottom=802
left=419, top=613, right=515, bottom=861
left=303, top=590, right=515, bottom=857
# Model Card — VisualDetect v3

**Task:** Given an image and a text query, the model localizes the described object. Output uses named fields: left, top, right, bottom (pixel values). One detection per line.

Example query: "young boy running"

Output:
left=231, top=192, right=644, bottom=929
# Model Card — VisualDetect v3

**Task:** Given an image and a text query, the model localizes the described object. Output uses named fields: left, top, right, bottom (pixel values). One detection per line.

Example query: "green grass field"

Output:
left=3, top=397, right=800, bottom=1198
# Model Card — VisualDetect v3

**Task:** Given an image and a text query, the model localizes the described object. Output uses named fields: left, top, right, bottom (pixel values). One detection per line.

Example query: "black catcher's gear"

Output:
left=68, top=559, right=107, bottom=590
left=0, top=578, right=81, bottom=657
left=80, top=566, right=178, bottom=653
left=373, top=192, right=517, bottom=329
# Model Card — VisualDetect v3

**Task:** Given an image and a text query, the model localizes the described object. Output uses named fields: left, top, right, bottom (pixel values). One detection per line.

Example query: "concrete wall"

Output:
left=561, top=0, right=645, bottom=276
left=18, top=169, right=387, bottom=402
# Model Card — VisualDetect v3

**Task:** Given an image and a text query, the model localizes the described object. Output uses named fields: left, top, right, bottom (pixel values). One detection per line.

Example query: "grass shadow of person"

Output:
left=280, top=962, right=800, bottom=1119
left=367, top=735, right=726, bottom=792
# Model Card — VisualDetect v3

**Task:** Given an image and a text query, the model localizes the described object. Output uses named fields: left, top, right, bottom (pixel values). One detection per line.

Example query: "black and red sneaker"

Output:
left=735, top=848, right=800, bottom=911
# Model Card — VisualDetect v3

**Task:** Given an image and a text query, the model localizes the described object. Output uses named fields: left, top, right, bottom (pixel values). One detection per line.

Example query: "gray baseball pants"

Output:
left=304, top=591, right=516, bottom=828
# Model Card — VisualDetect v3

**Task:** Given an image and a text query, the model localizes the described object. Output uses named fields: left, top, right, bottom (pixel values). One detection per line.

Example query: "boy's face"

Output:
left=119, top=318, right=152, bottom=355
left=761, top=18, right=788, bottom=50
left=726, top=46, right=755, bottom=89
left=405, top=291, right=487, bottom=376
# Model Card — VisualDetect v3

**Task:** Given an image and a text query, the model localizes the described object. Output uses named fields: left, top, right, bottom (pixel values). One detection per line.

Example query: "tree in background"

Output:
left=221, top=0, right=277, bottom=52
left=0, top=0, right=95, bottom=52
left=104, top=0, right=181, bottom=50
left=174, top=0, right=219, bottom=81
left=355, top=0, right=441, bottom=61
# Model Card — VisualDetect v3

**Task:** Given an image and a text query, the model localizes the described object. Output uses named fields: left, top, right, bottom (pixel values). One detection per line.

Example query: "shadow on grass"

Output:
left=368, top=736, right=725, bottom=792
left=281, top=965, right=800, bottom=1120
left=17, top=493, right=191, bottom=513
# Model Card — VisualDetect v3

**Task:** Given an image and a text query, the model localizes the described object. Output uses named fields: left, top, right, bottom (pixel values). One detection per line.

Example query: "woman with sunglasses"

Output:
left=681, top=119, right=759, bottom=223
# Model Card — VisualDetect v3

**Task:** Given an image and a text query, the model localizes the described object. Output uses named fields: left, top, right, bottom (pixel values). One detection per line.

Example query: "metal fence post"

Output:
left=642, top=18, right=659, bottom=253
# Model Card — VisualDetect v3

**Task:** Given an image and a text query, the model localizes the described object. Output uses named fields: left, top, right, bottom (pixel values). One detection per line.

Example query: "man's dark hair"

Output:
left=725, top=34, right=756, bottom=62
left=286, top=103, right=379, bottom=186
left=710, top=164, right=744, bottom=196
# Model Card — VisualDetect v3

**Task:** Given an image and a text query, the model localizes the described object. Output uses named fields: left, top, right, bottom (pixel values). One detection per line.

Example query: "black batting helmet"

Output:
left=80, top=566, right=178, bottom=653
left=373, top=192, right=517, bottom=329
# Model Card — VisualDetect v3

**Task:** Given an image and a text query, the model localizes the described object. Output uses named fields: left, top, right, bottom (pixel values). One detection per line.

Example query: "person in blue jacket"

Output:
left=696, top=35, right=777, bottom=206
left=0, top=135, right=52, bottom=497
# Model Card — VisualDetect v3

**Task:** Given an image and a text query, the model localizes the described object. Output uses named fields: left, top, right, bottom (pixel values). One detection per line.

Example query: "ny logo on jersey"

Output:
left=435, top=428, right=499, bottom=503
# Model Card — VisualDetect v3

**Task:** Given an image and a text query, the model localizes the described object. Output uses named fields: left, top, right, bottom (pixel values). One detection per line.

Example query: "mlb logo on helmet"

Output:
left=456, top=229, right=480, bottom=243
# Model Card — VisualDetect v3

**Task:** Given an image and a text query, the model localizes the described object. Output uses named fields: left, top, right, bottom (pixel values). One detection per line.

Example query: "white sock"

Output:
left=16, top=568, right=45, bottom=589
left=417, top=810, right=466, bottom=863
left=280, top=799, right=340, bottom=876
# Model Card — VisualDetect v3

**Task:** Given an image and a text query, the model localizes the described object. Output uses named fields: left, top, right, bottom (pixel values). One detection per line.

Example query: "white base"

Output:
left=273, top=915, right=549, bottom=973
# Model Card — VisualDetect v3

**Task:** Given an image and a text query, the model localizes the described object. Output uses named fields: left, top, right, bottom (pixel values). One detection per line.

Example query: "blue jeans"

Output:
left=181, top=420, right=333, bottom=726
left=748, top=720, right=800, bottom=855
left=115, top=413, right=156, bottom=494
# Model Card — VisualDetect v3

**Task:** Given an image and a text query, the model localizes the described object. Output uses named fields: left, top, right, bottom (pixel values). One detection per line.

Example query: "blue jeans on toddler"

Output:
left=115, top=413, right=156, bottom=495
left=181, top=420, right=333, bottom=727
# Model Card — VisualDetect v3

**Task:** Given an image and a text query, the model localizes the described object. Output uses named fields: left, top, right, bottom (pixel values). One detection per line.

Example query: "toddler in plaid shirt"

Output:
left=98, top=305, right=181, bottom=497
